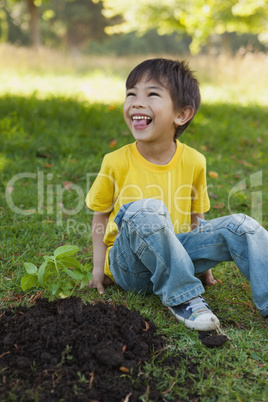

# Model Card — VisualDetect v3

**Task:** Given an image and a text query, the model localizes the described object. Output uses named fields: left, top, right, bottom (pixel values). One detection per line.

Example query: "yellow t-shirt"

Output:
left=86, top=140, right=210, bottom=280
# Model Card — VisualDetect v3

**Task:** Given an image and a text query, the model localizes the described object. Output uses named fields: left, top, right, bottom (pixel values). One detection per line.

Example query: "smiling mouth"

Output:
left=132, top=115, right=152, bottom=129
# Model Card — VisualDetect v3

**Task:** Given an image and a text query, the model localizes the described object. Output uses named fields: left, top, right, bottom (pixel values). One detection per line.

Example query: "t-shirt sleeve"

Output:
left=191, top=155, right=210, bottom=213
left=85, top=155, right=116, bottom=212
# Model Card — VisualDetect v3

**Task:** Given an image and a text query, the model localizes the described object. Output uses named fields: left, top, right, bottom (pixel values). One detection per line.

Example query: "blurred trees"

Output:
left=25, top=0, right=41, bottom=47
left=42, top=0, right=112, bottom=54
left=0, top=0, right=267, bottom=53
left=0, top=5, right=8, bottom=42
left=99, top=0, right=268, bottom=53
left=6, top=0, right=50, bottom=47
left=2, top=0, right=111, bottom=49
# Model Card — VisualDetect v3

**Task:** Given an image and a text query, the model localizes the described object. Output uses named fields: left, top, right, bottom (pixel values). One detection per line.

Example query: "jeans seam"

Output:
left=198, top=226, right=256, bottom=235
left=260, top=304, right=268, bottom=314
left=129, top=226, right=173, bottom=277
left=186, top=241, right=227, bottom=253
left=136, top=240, right=147, bottom=258
left=231, top=251, right=248, bottom=262
left=111, top=250, right=137, bottom=264
left=113, top=266, right=151, bottom=278
left=140, top=236, right=170, bottom=274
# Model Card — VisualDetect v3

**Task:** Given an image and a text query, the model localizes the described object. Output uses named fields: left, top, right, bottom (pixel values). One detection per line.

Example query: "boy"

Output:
left=86, top=58, right=268, bottom=331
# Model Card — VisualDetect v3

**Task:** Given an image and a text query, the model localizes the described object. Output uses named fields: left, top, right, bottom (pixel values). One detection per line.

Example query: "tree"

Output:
left=0, top=7, right=9, bottom=43
left=26, top=0, right=41, bottom=47
left=2, top=0, right=28, bottom=45
left=6, top=0, right=51, bottom=47
left=97, top=0, right=268, bottom=53
left=44, top=0, right=110, bottom=54
left=4, top=0, right=115, bottom=50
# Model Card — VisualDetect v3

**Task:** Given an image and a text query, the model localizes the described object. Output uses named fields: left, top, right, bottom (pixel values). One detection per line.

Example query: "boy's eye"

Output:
left=148, top=92, right=160, bottom=97
left=126, top=92, right=136, bottom=97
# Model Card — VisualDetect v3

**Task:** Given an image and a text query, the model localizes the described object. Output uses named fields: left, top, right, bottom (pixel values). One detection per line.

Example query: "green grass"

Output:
left=0, top=46, right=268, bottom=401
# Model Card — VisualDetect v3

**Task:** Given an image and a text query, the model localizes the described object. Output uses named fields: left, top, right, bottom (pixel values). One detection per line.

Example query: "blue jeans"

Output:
left=109, top=199, right=268, bottom=317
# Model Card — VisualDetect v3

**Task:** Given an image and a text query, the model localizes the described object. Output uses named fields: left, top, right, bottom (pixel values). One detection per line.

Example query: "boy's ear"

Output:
left=174, top=106, right=194, bottom=126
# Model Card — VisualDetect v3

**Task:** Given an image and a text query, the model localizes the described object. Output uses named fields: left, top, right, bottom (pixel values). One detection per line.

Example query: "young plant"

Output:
left=21, top=245, right=92, bottom=300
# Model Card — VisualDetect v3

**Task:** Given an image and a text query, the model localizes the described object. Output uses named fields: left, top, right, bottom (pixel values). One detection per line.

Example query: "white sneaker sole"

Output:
left=168, top=307, right=220, bottom=331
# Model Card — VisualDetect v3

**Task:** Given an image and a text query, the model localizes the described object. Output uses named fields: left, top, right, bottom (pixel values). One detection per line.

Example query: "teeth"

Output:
left=132, top=116, right=151, bottom=120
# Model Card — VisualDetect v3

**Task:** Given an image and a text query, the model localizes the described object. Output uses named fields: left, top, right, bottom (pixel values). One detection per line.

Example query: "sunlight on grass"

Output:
left=1, top=44, right=267, bottom=106
left=1, top=71, right=125, bottom=103
left=191, top=53, right=268, bottom=106
left=201, top=84, right=268, bottom=105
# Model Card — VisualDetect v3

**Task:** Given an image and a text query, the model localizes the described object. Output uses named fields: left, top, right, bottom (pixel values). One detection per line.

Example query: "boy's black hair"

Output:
left=126, top=58, right=201, bottom=138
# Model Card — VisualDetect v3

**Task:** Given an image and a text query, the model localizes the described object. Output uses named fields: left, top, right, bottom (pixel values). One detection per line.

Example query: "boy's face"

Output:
left=124, top=76, right=181, bottom=146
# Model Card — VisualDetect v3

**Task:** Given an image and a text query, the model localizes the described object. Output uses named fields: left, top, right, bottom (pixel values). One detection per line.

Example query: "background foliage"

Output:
left=0, top=0, right=267, bottom=54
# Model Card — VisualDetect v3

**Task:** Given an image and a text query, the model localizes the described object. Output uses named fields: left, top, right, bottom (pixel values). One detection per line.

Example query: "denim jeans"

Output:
left=109, top=199, right=268, bottom=317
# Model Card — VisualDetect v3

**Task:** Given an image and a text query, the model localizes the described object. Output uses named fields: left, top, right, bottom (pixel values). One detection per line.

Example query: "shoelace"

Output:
left=184, top=298, right=231, bottom=339
left=186, top=297, right=208, bottom=313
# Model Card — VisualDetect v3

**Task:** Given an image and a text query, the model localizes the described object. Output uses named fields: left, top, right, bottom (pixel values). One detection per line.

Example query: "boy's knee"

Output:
left=121, top=199, right=172, bottom=236
left=115, top=199, right=169, bottom=231
left=125, top=198, right=167, bottom=215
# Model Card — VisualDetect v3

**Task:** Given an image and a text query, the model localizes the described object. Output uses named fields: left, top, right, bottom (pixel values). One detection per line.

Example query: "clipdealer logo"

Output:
left=4, top=169, right=264, bottom=231
left=5, top=171, right=89, bottom=226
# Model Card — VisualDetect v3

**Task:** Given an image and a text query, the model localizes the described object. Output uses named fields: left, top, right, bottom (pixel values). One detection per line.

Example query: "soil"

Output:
left=0, top=297, right=228, bottom=401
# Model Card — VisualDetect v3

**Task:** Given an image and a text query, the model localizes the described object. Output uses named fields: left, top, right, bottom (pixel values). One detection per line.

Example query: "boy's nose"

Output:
left=132, top=104, right=144, bottom=109
left=130, top=94, right=146, bottom=109
left=132, top=99, right=145, bottom=109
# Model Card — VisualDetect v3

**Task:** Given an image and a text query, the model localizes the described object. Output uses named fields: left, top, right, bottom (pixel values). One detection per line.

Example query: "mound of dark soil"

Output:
left=0, top=297, right=227, bottom=401
left=0, top=297, right=168, bottom=401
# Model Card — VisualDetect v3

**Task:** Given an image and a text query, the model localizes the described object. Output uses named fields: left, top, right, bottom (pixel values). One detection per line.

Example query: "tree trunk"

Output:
left=222, top=32, right=231, bottom=55
left=26, top=0, right=41, bottom=48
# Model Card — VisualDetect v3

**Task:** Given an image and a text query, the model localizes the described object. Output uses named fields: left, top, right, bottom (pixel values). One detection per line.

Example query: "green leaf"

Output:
left=41, top=264, right=57, bottom=288
left=58, top=292, right=70, bottom=299
left=37, top=259, right=50, bottom=288
left=59, top=256, right=82, bottom=269
left=80, top=280, right=86, bottom=290
left=64, top=281, right=75, bottom=290
left=43, top=255, right=53, bottom=261
left=73, top=269, right=85, bottom=280
left=87, top=271, right=93, bottom=281
left=63, top=281, right=75, bottom=290
left=80, top=278, right=89, bottom=289
left=24, top=262, right=38, bottom=274
left=62, top=266, right=84, bottom=281
left=51, top=283, right=60, bottom=295
left=80, top=271, right=93, bottom=289
left=54, top=245, right=80, bottom=259
left=21, top=274, right=38, bottom=291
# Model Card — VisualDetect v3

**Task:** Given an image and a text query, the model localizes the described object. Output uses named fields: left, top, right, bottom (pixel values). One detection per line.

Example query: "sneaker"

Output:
left=168, top=296, right=220, bottom=331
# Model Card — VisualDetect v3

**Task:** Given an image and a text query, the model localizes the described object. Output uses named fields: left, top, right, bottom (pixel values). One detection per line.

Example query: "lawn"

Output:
left=0, top=45, right=267, bottom=401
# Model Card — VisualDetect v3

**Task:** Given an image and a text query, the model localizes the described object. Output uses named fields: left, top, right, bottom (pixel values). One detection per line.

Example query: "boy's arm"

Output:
left=88, top=211, right=110, bottom=295
left=191, top=212, right=204, bottom=231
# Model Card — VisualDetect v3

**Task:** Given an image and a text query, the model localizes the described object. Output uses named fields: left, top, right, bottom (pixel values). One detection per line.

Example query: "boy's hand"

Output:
left=88, top=268, right=113, bottom=295
left=88, top=268, right=105, bottom=294
left=90, top=211, right=110, bottom=295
